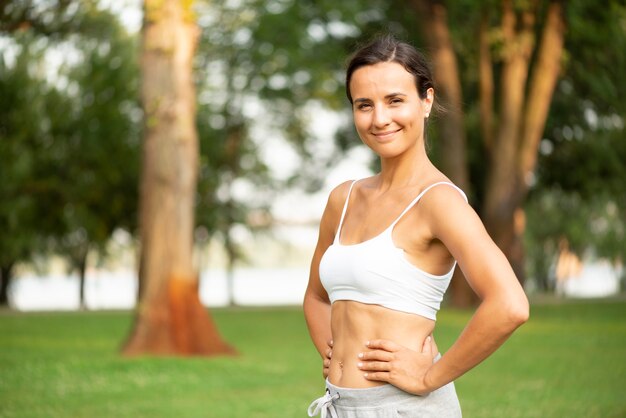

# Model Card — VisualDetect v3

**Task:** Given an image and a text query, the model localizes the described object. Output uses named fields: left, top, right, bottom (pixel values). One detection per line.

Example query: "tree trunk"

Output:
left=410, top=0, right=477, bottom=307
left=78, top=249, right=88, bottom=310
left=224, top=232, right=237, bottom=307
left=0, top=262, right=14, bottom=307
left=122, top=0, right=235, bottom=356
left=482, top=0, right=565, bottom=284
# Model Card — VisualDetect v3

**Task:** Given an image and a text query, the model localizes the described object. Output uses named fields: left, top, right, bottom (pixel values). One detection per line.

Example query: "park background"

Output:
left=1, top=0, right=625, bottom=417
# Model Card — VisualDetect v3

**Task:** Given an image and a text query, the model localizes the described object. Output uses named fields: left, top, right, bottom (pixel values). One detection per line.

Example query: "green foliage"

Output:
left=54, top=13, right=141, bottom=268
left=195, top=0, right=400, bottom=195
left=1, top=302, right=625, bottom=417
left=192, top=0, right=393, bottom=255
left=0, top=2, right=140, bottom=284
left=0, top=32, right=56, bottom=268
left=525, top=0, right=626, bottom=282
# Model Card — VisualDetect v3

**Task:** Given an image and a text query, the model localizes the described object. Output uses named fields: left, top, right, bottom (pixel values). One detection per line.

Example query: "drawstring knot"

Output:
left=307, top=389, right=339, bottom=418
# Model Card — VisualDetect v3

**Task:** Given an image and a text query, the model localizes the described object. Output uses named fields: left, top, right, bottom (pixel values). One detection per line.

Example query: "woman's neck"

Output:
left=376, top=144, right=433, bottom=191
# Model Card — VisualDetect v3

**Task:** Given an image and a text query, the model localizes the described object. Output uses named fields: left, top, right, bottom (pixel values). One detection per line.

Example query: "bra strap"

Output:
left=389, top=181, right=467, bottom=229
left=334, top=180, right=358, bottom=244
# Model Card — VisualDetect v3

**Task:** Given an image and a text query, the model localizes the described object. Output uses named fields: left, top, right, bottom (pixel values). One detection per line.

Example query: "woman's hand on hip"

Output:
left=357, top=335, right=438, bottom=395
left=322, top=339, right=333, bottom=378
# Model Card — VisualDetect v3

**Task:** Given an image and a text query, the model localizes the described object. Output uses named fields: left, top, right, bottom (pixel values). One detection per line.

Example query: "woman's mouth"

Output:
left=372, top=129, right=401, bottom=142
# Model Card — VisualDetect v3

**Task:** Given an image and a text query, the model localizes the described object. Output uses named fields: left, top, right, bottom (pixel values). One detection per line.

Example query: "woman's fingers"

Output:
left=363, top=371, right=391, bottom=383
left=358, top=360, right=390, bottom=372
left=365, top=339, right=399, bottom=352
left=322, top=339, right=333, bottom=378
left=421, top=335, right=432, bottom=354
left=358, top=349, right=394, bottom=362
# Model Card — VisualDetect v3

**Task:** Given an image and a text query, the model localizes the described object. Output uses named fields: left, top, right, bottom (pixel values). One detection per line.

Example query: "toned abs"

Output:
left=328, top=300, right=436, bottom=388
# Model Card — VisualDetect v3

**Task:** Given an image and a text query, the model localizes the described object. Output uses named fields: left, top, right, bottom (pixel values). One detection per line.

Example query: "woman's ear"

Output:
left=423, top=88, right=434, bottom=117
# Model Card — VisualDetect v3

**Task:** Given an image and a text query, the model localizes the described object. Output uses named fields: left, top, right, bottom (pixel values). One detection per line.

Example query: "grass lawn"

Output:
left=0, top=298, right=625, bottom=418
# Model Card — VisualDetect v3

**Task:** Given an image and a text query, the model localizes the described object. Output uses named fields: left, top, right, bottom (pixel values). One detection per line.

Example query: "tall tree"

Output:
left=480, top=0, right=566, bottom=283
left=122, top=0, right=234, bottom=356
left=525, top=0, right=626, bottom=286
left=0, top=2, right=143, bottom=308
left=409, top=0, right=566, bottom=290
left=0, top=34, right=52, bottom=305
left=57, top=14, right=141, bottom=310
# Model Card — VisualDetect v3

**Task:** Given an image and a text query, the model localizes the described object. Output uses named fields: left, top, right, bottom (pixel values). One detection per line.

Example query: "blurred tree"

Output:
left=525, top=0, right=626, bottom=288
left=55, top=17, right=141, bottom=309
left=0, top=0, right=78, bottom=35
left=411, top=0, right=566, bottom=292
left=0, top=1, right=142, bottom=308
left=193, top=2, right=274, bottom=305
left=122, top=0, right=234, bottom=356
left=525, top=0, right=626, bottom=289
left=479, top=0, right=566, bottom=286
left=0, top=34, right=57, bottom=305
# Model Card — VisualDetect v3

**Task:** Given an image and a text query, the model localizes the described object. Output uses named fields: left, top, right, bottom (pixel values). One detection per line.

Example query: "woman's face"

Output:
left=349, top=62, right=433, bottom=159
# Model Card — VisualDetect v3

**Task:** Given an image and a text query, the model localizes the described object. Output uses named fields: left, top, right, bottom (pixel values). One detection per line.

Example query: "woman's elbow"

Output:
left=507, top=293, right=530, bottom=327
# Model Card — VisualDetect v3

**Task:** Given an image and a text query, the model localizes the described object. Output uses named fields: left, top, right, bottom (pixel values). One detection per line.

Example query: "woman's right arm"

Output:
left=303, top=182, right=350, bottom=359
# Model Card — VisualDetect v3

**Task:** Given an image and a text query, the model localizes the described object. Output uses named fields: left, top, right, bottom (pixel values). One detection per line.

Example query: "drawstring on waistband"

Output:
left=307, top=389, right=339, bottom=418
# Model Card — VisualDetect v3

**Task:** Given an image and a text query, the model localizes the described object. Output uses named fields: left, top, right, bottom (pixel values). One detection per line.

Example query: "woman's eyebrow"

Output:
left=354, top=92, right=407, bottom=103
left=385, top=92, right=407, bottom=98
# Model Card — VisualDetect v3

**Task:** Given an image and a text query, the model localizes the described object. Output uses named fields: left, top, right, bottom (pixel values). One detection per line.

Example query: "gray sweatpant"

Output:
left=308, top=379, right=462, bottom=418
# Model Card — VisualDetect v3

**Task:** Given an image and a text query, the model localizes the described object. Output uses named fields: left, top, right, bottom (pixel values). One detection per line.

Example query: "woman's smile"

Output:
left=372, top=128, right=402, bottom=142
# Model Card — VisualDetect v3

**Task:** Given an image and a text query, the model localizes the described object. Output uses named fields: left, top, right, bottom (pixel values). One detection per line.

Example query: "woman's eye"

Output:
left=357, top=103, right=372, bottom=110
left=390, top=98, right=403, bottom=105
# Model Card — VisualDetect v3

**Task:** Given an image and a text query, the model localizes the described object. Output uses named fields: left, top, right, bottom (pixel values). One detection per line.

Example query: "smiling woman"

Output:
left=303, top=34, right=529, bottom=418
left=350, top=62, right=432, bottom=159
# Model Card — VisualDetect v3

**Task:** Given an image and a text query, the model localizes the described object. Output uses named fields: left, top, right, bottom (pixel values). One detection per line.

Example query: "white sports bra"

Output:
left=319, top=180, right=468, bottom=320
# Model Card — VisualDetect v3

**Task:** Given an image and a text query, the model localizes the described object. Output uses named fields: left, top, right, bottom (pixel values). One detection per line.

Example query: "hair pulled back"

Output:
left=346, top=34, right=435, bottom=104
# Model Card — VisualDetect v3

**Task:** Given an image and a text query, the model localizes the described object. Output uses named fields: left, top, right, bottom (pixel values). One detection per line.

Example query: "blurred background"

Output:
left=1, top=1, right=625, bottom=417
left=1, top=0, right=624, bottom=311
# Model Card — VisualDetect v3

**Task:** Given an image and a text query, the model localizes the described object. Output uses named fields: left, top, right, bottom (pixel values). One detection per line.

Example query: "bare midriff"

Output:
left=328, top=300, right=436, bottom=388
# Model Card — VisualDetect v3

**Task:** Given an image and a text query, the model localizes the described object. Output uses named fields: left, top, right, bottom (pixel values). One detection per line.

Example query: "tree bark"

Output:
left=482, top=0, right=565, bottom=283
left=520, top=1, right=566, bottom=181
left=0, top=262, right=14, bottom=306
left=479, top=12, right=495, bottom=152
left=410, top=0, right=477, bottom=307
left=122, top=0, right=235, bottom=356
left=482, top=0, right=534, bottom=282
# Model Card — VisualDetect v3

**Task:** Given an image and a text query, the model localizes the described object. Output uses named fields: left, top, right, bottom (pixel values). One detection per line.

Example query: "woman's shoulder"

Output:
left=421, top=179, right=468, bottom=203
left=326, top=179, right=357, bottom=210
left=407, top=175, right=470, bottom=223
left=318, top=180, right=359, bottom=232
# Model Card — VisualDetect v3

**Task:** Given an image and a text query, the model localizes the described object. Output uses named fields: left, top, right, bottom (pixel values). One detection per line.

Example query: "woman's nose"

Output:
left=372, top=105, right=391, bottom=127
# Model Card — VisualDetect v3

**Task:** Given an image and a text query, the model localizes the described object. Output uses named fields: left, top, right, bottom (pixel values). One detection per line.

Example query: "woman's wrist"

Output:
left=417, top=363, right=439, bottom=395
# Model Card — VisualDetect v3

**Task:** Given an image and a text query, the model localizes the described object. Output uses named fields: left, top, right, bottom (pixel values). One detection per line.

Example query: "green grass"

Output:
left=0, top=299, right=625, bottom=418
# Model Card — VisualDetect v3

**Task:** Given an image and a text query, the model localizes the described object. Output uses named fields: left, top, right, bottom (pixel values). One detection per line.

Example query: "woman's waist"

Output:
left=330, top=301, right=435, bottom=348
left=328, top=329, right=435, bottom=388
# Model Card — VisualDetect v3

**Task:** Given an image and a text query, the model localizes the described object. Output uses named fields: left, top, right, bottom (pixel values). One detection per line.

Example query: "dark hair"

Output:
left=345, top=34, right=435, bottom=104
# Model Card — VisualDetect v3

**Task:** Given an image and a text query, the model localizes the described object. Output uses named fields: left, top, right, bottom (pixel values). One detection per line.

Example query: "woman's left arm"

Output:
left=358, top=187, right=529, bottom=394
left=421, top=187, right=529, bottom=391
